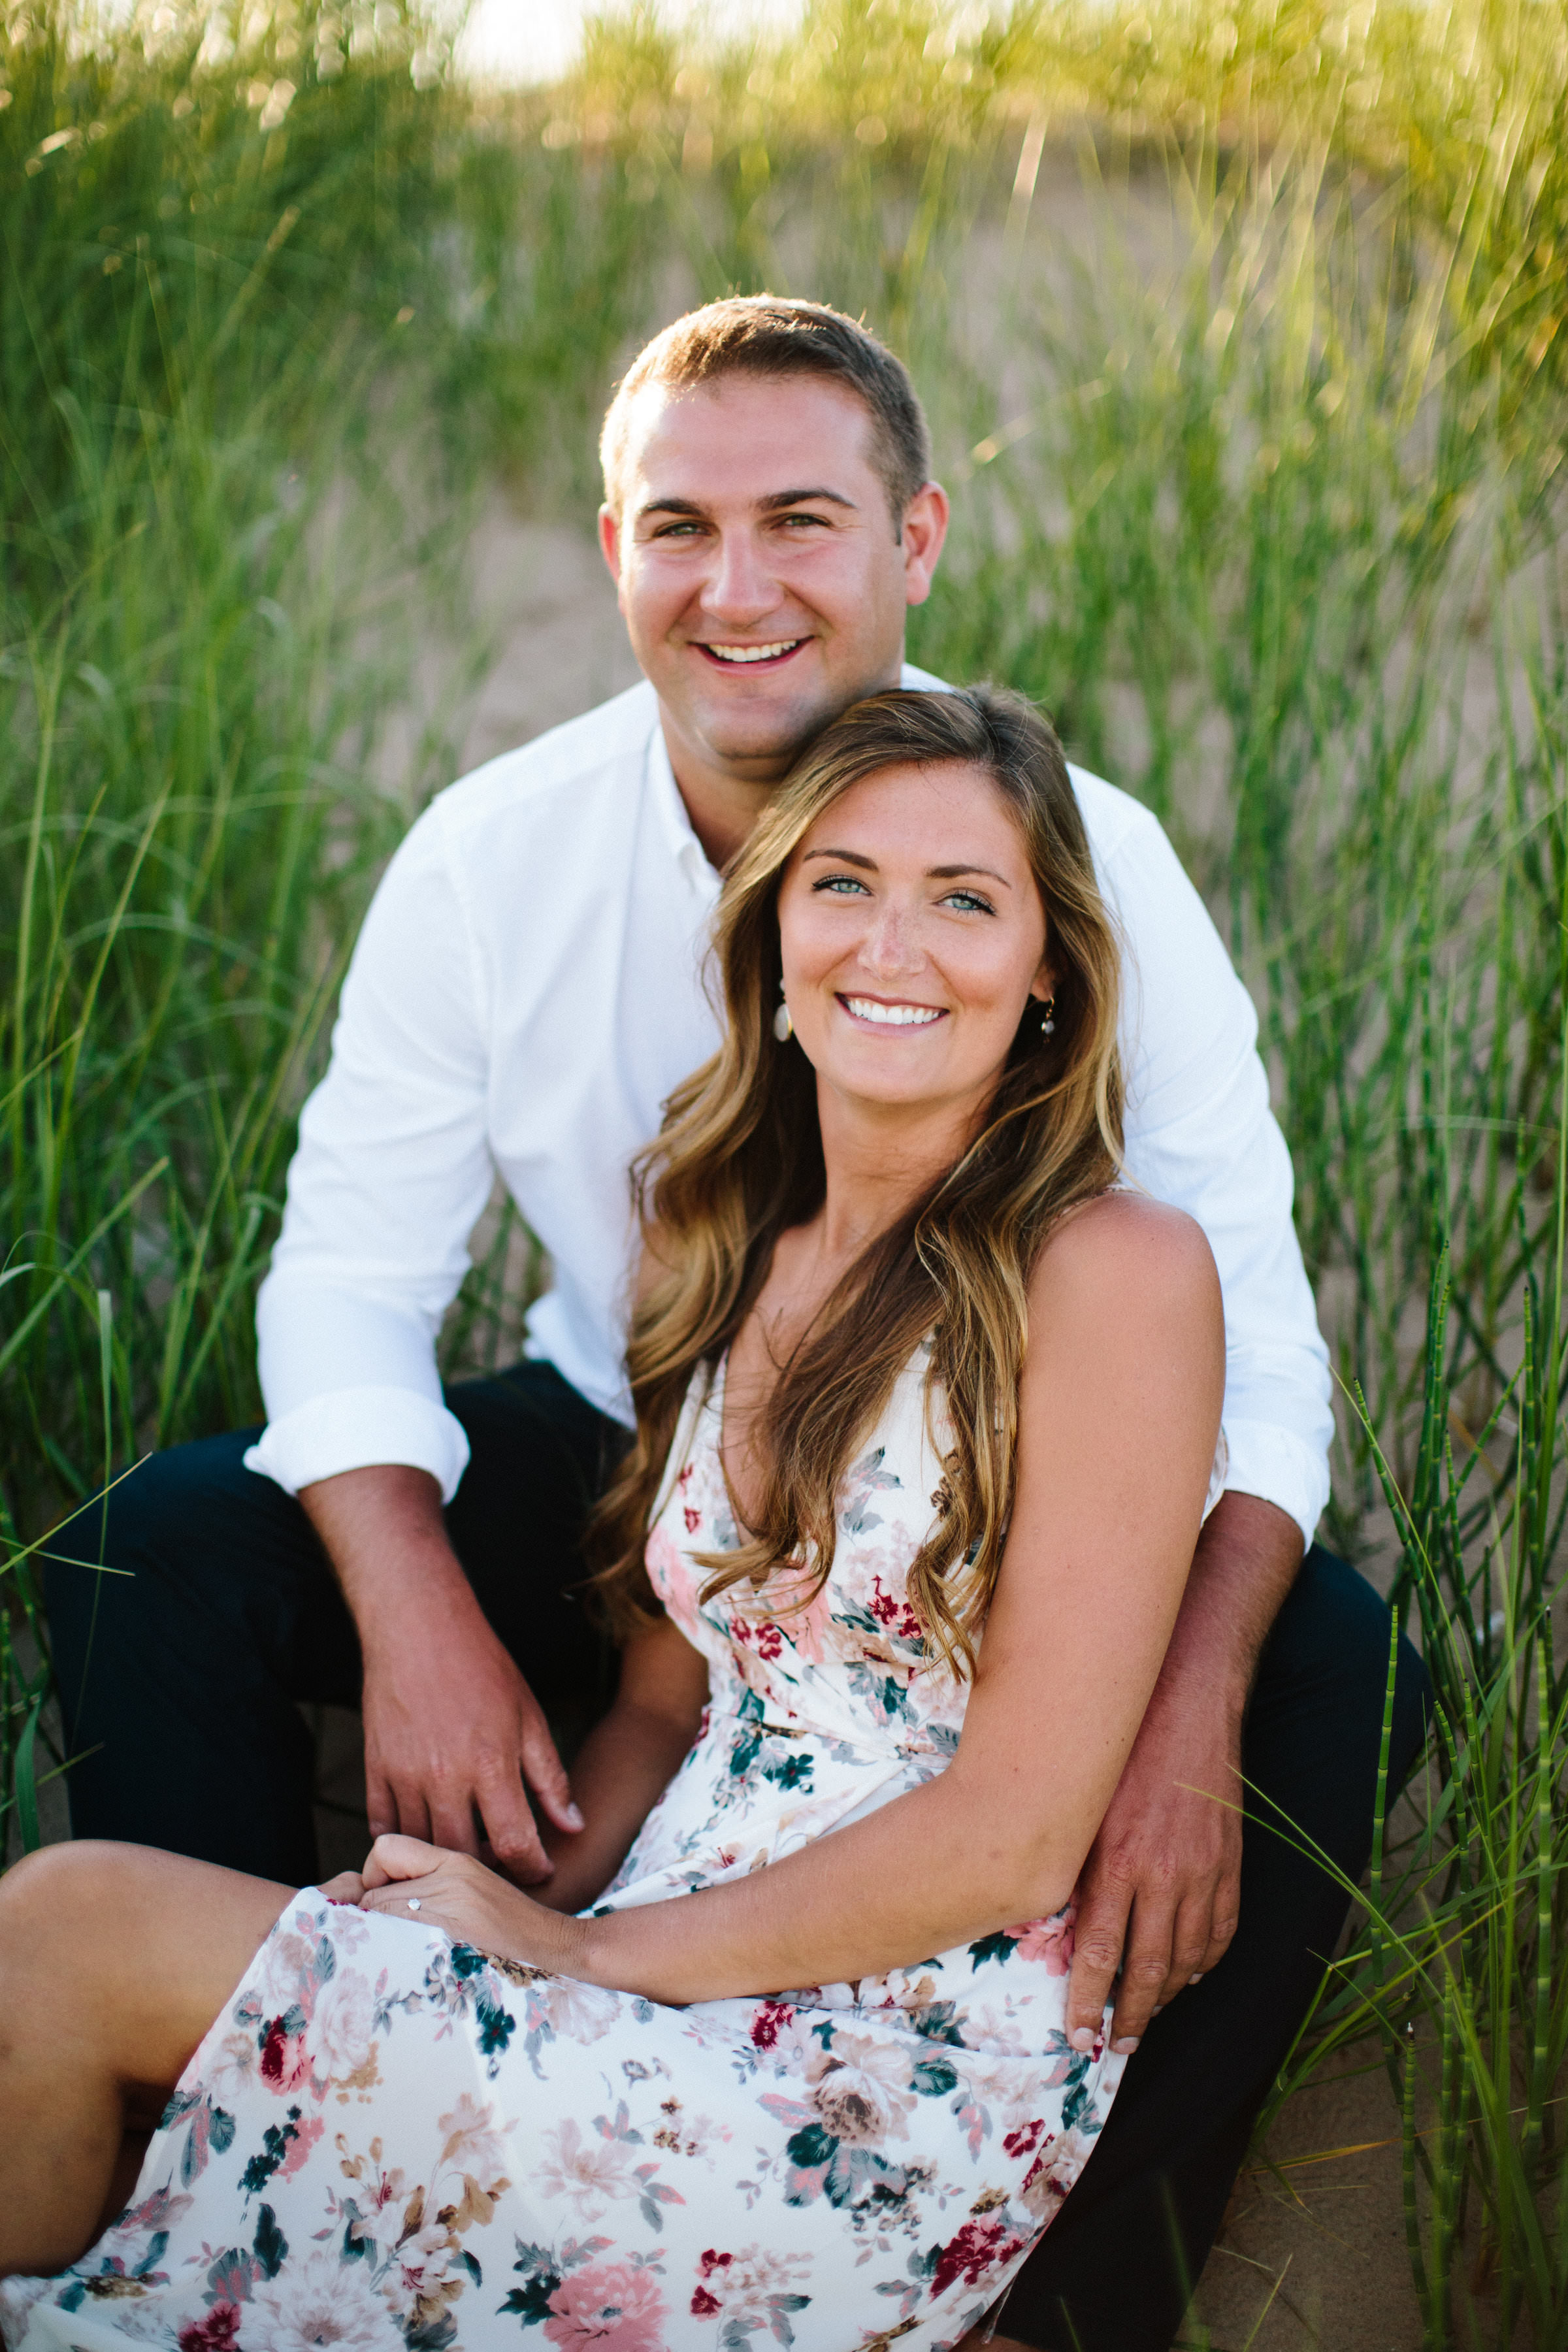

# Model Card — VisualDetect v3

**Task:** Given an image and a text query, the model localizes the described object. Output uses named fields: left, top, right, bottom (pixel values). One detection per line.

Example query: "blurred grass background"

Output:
left=1, top=0, right=1565, bottom=2338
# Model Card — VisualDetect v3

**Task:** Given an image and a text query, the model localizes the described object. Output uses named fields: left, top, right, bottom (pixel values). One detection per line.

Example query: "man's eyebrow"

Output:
left=801, top=849, right=1013, bottom=888
left=634, top=487, right=858, bottom=524
left=759, top=486, right=858, bottom=512
left=634, top=495, right=707, bottom=522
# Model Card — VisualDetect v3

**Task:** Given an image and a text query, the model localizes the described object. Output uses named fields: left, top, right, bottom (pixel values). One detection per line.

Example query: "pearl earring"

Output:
left=1038, top=994, right=1056, bottom=1037
left=774, top=979, right=793, bottom=1043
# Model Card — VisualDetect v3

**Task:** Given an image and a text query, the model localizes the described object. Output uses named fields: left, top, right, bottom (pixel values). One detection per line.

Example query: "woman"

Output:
left=0, top=687, right=1224, bottom=2352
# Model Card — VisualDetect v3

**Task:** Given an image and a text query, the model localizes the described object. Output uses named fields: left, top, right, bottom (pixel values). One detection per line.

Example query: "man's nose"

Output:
left=698, top=527, right=781, bottom=625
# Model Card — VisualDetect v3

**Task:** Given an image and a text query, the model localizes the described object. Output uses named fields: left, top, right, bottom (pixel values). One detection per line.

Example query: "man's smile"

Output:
left=695, top=638, right=809, bottom=668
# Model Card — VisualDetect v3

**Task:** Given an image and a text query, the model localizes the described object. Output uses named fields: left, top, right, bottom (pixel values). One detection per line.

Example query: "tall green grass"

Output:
left=2, top=0, right=1566, bottom=2335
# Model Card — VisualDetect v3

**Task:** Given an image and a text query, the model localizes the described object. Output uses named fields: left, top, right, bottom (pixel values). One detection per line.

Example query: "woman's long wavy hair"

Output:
left=590, top=687, right=1125, bottom=1675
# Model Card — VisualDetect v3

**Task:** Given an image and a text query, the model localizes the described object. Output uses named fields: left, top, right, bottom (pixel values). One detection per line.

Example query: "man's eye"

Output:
left=651, top=521, right=705, bottom=539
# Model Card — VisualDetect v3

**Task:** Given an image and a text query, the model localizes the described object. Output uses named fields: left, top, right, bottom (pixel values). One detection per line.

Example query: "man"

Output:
left=46, top=298, right=1426, bottom=2350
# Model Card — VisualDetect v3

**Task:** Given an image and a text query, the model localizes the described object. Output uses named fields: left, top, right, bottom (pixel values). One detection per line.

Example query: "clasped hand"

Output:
left=325, top=1833, right=584, bottom=1974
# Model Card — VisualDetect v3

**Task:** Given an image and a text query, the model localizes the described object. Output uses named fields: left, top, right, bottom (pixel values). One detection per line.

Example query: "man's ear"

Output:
left=598, top=503, right=623, bottom=588
left=900, top=480, right=950, bottom=609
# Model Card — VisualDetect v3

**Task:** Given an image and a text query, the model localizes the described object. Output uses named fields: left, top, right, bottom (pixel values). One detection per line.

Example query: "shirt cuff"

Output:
left=1218, top=1418, right=1329, bottom=1552
left=243, top=1386, right=472, bottom=1505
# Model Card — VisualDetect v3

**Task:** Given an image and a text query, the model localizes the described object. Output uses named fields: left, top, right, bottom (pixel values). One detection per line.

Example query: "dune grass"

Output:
left=1, top=0, right=1565, bottom=2335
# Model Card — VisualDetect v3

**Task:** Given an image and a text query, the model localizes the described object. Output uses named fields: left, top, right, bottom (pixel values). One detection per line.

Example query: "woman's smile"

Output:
left=838, top=993, right=948, bottom=1030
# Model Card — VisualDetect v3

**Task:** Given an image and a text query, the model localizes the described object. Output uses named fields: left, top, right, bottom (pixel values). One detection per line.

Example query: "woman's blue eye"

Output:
left=813, top=874, right=870, bottom=894
left=943, top=890, right=994, bottom=913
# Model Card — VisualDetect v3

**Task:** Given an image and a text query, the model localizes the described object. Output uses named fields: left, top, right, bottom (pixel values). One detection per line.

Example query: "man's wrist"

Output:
left=353, top=1541, right=490, bottom=1663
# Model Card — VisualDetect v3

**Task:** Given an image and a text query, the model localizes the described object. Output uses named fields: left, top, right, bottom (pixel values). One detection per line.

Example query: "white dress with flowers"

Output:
left=2, top=1348, right=1153, bottom=2352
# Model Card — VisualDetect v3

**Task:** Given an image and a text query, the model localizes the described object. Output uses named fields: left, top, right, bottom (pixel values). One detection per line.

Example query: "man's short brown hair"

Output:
left=600, top=295, right=932, bottom=528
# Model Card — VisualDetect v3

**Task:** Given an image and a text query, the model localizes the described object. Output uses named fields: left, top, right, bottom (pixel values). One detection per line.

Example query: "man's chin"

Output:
left=682, top=678, right=885, bottom=779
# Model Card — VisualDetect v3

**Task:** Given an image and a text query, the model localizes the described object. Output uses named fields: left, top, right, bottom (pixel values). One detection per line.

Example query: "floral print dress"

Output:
left=3, top=1348, right=1177, bottom=2352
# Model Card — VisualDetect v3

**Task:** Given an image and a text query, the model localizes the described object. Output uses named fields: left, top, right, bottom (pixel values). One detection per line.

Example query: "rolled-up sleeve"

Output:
left=244, top=805, right=493, bottom=1503
left=1094, top=793, right=1333, bottom=1548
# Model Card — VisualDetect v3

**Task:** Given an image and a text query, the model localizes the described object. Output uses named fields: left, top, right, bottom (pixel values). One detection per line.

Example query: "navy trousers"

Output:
left=44, top=1360, right=1429, bottom=2351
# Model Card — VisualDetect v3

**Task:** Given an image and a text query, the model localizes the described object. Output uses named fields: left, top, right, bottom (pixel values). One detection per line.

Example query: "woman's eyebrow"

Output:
left=800, top=849, right=1013, bottom=889
left=928, top=862, right=1012, bottom=887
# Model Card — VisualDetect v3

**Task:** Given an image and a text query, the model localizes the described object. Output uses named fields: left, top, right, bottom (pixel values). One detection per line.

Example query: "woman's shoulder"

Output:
left=1027, top=1188, right=1220, bottom=1322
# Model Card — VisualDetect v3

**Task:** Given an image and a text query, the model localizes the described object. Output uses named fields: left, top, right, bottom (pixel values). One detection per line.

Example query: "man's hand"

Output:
left=1064, top=1490, right=1305, bottom=2055
left=300, top=1463, right=583, bottom=1887
left=1064, top=1684, right=1243, bottom=2054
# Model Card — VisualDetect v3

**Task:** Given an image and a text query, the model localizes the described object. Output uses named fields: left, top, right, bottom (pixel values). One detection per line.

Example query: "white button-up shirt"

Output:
left=248, top=668, right=1333, bottom=1544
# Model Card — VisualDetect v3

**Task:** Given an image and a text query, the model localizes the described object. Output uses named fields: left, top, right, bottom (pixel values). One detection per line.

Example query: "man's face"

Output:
left=599, top=374, right=948, bottom=789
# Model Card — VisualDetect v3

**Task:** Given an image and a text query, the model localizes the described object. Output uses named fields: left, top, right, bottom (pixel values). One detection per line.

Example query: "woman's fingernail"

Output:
left=564, top=1803, right=585, bottom=1831
left=1113, top=2035, right=1141, bottom=2055
left=1189, top=1972, right=1205, bottom=1985
left=1068, top=2027, right=1096, bottom=2053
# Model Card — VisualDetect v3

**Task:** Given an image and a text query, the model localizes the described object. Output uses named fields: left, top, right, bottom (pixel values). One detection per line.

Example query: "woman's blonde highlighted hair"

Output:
left=591, top=687, right=1124, bottom=1674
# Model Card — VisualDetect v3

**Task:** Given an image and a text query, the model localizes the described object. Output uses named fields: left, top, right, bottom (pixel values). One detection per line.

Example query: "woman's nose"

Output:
left=860, top=907, right=924, bottom=975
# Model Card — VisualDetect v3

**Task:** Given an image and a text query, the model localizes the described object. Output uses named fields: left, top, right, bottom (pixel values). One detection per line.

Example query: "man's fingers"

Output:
left=519, top=1713, right=585, bottom=1837
left=427, top=1785, right=484, bottom=1859
left=476, top=1763, right=555, bottom=1886
left=365, top=1765, right=399, bottom=1845
left=1196, top=1886, right=1241, bottom=1978
left=1152, top=1895, right=1217, bottom=2010
left=1107, top=1900, right=1181, bottom=2049
left=1065, top=1887, right=1134, bottom=2052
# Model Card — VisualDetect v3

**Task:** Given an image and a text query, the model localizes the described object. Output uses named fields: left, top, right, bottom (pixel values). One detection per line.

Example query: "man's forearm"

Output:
left=299, top=1462, right=477, bottom=1646
left=1153, top=1489, right=1305, bottom=1722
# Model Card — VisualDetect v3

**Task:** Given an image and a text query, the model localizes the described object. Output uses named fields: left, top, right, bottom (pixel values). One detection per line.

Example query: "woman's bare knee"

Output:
left=1, top=1842, right=293, bottom=2086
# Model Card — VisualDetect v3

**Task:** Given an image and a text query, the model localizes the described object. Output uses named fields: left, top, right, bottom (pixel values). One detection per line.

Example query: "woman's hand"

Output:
left=355, top=1833, right=589, bottom=1976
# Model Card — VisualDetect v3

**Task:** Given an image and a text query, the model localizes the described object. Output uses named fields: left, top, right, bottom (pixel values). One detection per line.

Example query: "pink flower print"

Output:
left=308, top=1967, right=376, bottom=2082
left=765, top=1565, right=833, bottom=1663
left=805, top=2030, right=918, bottom=2146
left=868, top=1575, right=923, bottom=1644
left=749, top=2000, right=794, bottom=2052
left=687, top=2245, right=810, bottom=2325
left=544, top=2261, right=667, bottom=2351
left=258, top=2017, right=312, bottom=2095
left=732, top=1616, right=785, bottom=1663
left=930, top=2213, right=1030, bottom=2298
left=248, top=2251, right=402, bottom=2351
left=683, top=1506, right=701, bottom=1532
left=644, top=1523, right=698, bottom=1622
left=178, top=2304, right=242, bottom=2351
left=1008, top=1905, right=1075, bottom=1974
left=1019, top=2123, right=1098, bottom=2227
left=278, top=2113, right=325, bottom=2179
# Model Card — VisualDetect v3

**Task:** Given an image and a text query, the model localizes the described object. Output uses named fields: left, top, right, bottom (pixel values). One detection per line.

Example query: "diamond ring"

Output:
left=406, top=1896, right=421, bottom=1912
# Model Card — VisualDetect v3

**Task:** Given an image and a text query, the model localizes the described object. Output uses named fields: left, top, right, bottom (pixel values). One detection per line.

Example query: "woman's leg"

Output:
left=0, top=1840, right=292, bottom=2276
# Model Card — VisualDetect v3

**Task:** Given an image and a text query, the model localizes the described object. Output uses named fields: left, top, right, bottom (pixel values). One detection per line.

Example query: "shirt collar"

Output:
left=647, top=717, right=721, bottom=903
left=645, top=665, right=950, bottom=901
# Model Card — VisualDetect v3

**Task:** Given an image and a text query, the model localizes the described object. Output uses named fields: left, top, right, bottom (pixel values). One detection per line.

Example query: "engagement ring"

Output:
left=406, top=1897, right=421, bottom=1912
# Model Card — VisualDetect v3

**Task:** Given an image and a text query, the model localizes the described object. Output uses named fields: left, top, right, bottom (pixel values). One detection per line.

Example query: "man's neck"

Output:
left=663, top=747, right=780, bottom=874
left=656, top=665, right=906, bottom=874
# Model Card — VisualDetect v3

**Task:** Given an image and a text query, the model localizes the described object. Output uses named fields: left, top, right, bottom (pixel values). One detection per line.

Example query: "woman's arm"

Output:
left=529, top=1616, right=710, bottom=1914
left=361, top=1196, right=1224, bottom=2001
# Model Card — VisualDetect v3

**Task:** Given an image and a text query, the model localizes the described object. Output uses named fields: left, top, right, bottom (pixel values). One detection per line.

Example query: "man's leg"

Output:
left=42, top=1364, right=618, bottom=1885
left=999, top=1548, right=1431, bottom=2352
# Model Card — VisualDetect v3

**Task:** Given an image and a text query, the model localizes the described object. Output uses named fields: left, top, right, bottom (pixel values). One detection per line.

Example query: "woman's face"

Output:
left=776, top=759, right=1053, bottom=1120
